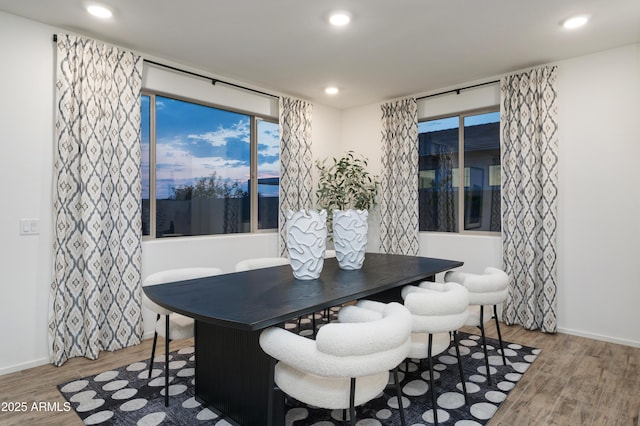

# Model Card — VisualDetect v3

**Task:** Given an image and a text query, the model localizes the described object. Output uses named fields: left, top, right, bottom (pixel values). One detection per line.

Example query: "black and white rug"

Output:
left=59, top=313, right=539, bottom=425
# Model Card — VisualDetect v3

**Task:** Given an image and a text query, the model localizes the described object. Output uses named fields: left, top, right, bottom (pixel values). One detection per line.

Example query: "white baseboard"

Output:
left=558, top=327, right=640, bottom=348
left=0, top=357, right=49, bottom=377
left=1, top=335, right=156, bottom=377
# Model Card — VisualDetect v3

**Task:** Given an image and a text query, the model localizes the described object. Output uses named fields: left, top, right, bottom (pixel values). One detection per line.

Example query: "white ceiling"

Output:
left=1, top=0, right=639, bottom=109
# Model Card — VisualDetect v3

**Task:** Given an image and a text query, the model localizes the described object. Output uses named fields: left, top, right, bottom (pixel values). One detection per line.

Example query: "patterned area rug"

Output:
left=59, top=312, right=540, bottom=425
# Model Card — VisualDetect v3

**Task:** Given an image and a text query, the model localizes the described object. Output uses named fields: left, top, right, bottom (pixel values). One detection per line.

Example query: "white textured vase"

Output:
left=333, top=209, right=368, bottom=270
left=286, top=209, right=327, bottom=280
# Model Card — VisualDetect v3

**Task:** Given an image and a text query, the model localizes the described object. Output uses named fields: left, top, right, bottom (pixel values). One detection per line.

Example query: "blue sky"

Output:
left=142, top=96, right=279, bottom=199
left=142, top=103, right=497, bottom=200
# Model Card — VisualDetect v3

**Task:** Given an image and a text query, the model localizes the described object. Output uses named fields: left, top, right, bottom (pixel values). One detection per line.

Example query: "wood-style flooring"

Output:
left=0, top=323, right=638, bottom=426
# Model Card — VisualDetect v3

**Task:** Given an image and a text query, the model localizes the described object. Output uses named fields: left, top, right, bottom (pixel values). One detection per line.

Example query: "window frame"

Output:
left=141, top=89, right=279, bottom=241
left=418, top=105, right=501, bottom=236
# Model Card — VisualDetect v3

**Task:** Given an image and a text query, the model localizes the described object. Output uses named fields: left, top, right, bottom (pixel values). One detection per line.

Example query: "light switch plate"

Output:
left=20, top=219, right=40, bottom=235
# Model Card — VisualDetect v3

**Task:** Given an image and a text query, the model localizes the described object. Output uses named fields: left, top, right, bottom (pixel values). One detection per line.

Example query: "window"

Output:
left=141, top=93, right=279, bottom=238
left=418, top=109, right=500, bottom=233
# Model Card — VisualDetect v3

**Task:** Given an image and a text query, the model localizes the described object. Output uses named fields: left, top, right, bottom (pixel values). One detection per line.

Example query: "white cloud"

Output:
left=155, top=144, right=249, bottom=183
left=258, top=126, right=279, bottom=157
left=187, top=119, right=250, bottom=147
left=257, top=159, right=280, bottom=176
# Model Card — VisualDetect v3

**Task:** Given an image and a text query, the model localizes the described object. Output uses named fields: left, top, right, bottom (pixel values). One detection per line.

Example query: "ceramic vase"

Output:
left=332, top=209, right=368, bottom=270
left=286, top=209, right=327, bottom=280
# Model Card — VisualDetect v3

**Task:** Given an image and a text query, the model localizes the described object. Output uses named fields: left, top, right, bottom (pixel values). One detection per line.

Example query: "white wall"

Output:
left=339, top=104, right=386, bottom=252
left=555, top=44, right=640, bottom=346
left=0, top=12, right=56, bottom=375
left=342, top=44, right=640, bottom=347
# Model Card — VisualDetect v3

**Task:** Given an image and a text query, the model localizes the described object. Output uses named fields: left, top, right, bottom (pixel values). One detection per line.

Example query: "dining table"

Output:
left=143, top=253, right=463, bottom=425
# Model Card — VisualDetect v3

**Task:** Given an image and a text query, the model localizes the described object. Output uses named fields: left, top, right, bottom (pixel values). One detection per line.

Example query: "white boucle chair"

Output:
left=260, top=302, right=412, bottom=426
left=344, top=282, right=470, bottom=426
left=234, top=256, right=290, bottom=272
left=142, top=267, right=223, bottom=406
left=443, top=267, right=509, bottom=385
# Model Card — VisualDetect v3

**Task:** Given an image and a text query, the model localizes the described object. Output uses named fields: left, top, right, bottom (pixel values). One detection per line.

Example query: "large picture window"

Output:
left=141, top=93, right=279, bottom=238
left=418, top=109, right=500, bottom=233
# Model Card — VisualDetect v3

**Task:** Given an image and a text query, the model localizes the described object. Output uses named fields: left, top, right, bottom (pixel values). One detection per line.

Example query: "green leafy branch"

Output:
left=315, top=151, right=379, bottom=213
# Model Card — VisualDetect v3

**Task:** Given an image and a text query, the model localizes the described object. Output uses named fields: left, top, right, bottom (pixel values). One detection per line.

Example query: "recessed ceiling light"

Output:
left=562, top=15, right=589, bottom=29
left=325, top=87, right=339, bottom=95
left=329, top=12, right=351, bottom=27
left=87, top=4, right=113, bottom=19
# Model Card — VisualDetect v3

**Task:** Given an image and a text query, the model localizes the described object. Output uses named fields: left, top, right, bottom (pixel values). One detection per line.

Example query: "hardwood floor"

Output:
left=484, top=323, right=640, bottom=426
left=0, top=324, right=638, bottom=426
left=0, top=338, right=192, bottom=426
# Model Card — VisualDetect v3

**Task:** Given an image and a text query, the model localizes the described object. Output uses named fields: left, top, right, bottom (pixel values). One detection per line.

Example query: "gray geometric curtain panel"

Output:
left=49, top=34, right=144, bottom=366
left=278, top=97, right=313, bottom=256
left=500, top=66, right=559, bottom=333
left=380, top=98, right=419, bottom=255
left=436, top=144, right=456, bottom=232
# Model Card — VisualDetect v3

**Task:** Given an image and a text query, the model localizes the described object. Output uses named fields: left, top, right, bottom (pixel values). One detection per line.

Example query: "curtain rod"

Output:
left=416, top=80, right=500, bottom=101
left=144, top=59, right=280, bottom=100
left=52, top=34, right=280, bottom=100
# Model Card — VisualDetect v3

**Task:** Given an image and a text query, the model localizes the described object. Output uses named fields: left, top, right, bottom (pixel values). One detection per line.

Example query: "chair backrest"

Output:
left=446, top=267, right=508, bottom=305
left=234, top=257, right=289, bottom=272
left=403, top=282, right=469, bottom=334
left=143, top=267, right=223, bottom=286
left=315, top=302, right=412, bottom=374
left=142, top=267, right=223, bottom=314
left=260, top=302, right=411, bottom=380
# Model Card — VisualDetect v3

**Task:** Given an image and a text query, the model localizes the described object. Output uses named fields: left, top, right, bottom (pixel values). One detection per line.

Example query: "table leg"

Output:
left=194, top=321, right=284, bottom=426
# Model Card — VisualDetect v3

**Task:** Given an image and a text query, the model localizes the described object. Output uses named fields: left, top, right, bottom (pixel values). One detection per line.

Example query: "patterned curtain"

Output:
left=49, top=35, right=144, bottom=366
left=501, top=66, right=559, bottom=333
left=380, top=98, right=419, bottom=255
left=489, top=155, right=502, bottom=232
left=436, top=144, right=456, bottom=232
left=278, top=97, right=313, bottom=256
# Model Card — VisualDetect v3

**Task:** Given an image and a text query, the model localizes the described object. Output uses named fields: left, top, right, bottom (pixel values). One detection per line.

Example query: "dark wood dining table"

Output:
left=143, top=253, right=463, bottom=425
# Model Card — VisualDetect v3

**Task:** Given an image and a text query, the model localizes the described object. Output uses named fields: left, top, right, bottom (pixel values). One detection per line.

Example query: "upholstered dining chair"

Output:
left=260, top=302, right=412, bottom=426
left=142, top=267, right=223, bottom=406
left=443, top=267, right=509, bottom=385
left=234, top=256, right=290, bottom=272
left=345, top=282, right=470, bottom=426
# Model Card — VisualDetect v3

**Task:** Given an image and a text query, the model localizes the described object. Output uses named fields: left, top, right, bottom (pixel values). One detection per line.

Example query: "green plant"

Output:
left=171, top=172, right=247, bottom=200
left=316, top=151, right=379, bottom=212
